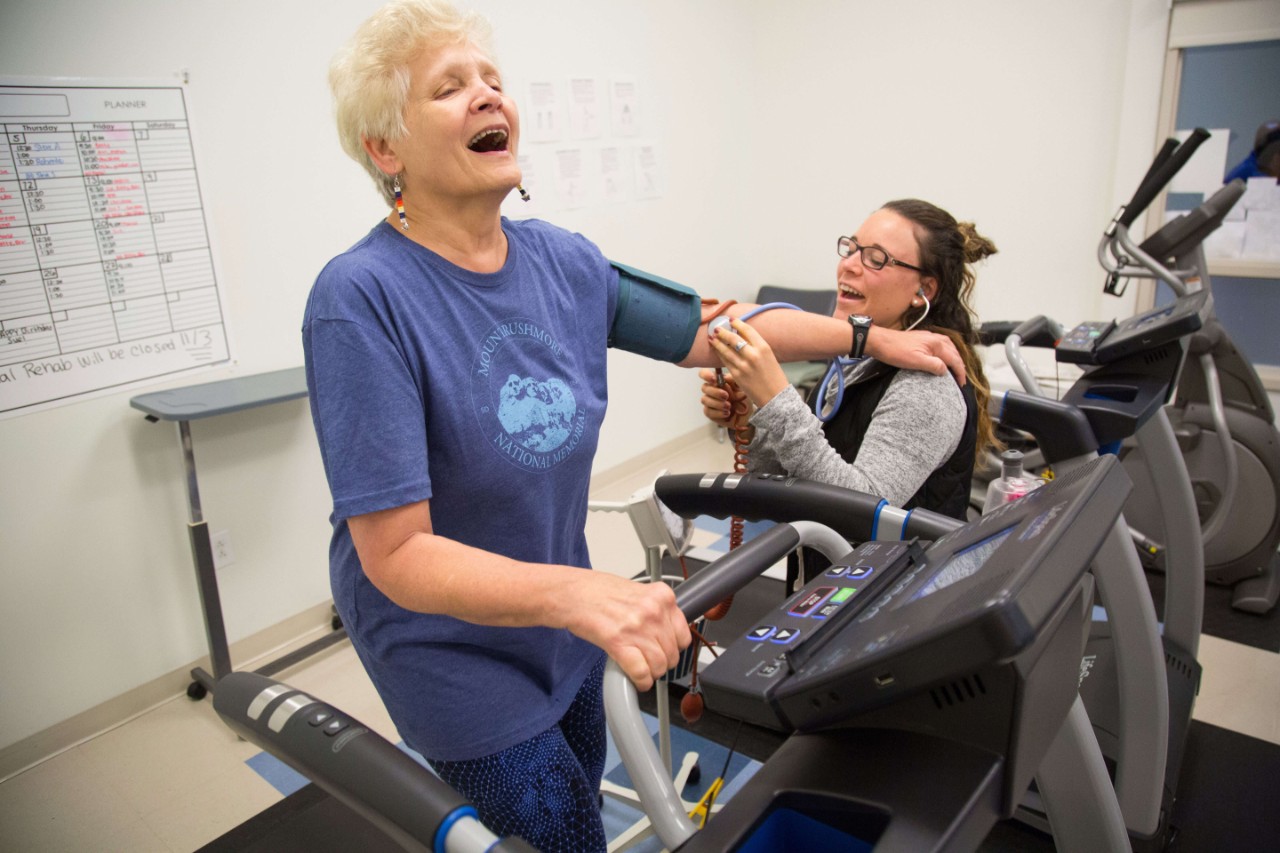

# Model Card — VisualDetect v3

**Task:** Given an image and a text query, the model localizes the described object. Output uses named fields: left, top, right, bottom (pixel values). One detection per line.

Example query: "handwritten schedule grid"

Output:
left=0, top=82, right=230, bottom=416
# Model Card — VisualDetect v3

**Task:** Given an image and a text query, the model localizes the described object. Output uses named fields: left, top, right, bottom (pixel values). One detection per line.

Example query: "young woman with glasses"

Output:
left=700, top=199, right=1000, bottom=586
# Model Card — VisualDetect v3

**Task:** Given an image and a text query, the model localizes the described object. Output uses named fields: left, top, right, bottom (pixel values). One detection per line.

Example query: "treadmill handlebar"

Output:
left=674, top=523, right=800, bottom=619
left=213, top=671, right=537, bottom=853
left=999, top=391, right=1099, bottom=463
left=654, top=472, right=961, bottom=546
left=978, top=316, right=1061, bottom=348
left=672, top=521, right=851, bottom=620
left=1012, top=315, right=1064, bottom=348
left=1117, top=128, right=1210, bottom=228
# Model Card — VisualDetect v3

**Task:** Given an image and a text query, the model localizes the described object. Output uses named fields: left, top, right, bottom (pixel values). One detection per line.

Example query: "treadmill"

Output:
left=609, top=454, right=1134, bottom=852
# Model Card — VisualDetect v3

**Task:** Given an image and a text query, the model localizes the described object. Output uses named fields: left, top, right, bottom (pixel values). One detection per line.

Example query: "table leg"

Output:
left=178, top=419, right=232, bottom=690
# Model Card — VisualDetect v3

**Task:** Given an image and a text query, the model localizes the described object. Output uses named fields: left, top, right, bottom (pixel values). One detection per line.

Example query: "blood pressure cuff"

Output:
left=608, top=261, right=702, bottom=363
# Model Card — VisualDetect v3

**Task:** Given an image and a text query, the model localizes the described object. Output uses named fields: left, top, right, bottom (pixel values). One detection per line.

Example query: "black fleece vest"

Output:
left=788, top=360, right=978, bottom=588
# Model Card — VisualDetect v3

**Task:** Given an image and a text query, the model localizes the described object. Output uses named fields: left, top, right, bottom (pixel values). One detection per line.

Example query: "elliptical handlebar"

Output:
left=1135, top=137, right=1180, bottom=198
left=1012, top=315, right=1064, bottom=348
left=1115, top=127, right=1210, bottom=229
left=603, top=520, right=854, bottom=853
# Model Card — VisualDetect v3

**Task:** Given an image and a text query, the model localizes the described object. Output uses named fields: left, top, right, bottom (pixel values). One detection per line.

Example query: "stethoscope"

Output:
left=707, top=295, right=932, bottom=423
left=707, top=301, right=807, bottom=410
left=812, top=291, right=931, bottom=422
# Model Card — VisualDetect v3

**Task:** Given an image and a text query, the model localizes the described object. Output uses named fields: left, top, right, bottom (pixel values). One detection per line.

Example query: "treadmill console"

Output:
left=1055, top=290, right=1206, bottom=365
left=696, top=455, right=1131, bottom=732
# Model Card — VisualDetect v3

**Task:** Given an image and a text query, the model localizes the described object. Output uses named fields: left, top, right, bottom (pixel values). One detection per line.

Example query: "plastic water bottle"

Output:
left=982, top=450, right=1044, bottom=513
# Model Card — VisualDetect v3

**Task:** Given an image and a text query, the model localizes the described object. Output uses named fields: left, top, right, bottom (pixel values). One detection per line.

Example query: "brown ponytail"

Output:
left=881, top=199, right=1003, bottom=463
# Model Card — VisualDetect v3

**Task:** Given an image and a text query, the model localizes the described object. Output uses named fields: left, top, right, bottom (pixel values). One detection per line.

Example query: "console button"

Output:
left=306, top=709, right=333, bottom=727
left=789, top=586, right=836, bottom=617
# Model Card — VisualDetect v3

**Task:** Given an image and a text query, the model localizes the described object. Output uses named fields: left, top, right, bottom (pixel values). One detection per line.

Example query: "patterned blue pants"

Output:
left=428, top=656, right=609, bottom=853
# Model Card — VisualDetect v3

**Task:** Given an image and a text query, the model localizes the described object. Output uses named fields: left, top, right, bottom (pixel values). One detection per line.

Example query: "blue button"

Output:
left=771, top=628, right=800, bottom=644
left=846, top=565, right=874, bottom=579
left=747, top=625, right=777, bottom=642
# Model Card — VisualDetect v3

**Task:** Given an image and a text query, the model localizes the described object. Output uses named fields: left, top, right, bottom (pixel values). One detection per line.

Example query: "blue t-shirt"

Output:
left=303, top=218, right=617, bottom=760
left=1225, top=151, right=1265, bottom=183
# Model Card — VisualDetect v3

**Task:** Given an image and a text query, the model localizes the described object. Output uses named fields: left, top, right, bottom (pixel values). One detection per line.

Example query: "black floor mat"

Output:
left=1144, top=568, right=1280, bottom=652
left=196, top=781, right=402, bottom=852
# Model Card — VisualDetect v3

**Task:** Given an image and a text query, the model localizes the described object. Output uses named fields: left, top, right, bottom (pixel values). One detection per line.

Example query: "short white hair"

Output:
left=329, top=0, right=494, bottom=206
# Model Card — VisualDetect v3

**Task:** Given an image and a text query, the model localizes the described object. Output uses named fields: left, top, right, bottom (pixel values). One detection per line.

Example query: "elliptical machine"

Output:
left=994, top=289, right=1211, bottom=850
left=211, top=461, right=1136, bottom=853
left=981, top=129, right=1280, bottom=615
left=1099, top=131, right=1280, bottom=615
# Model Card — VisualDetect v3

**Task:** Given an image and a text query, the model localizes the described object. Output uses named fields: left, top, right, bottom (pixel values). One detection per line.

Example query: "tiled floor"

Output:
left=2, top=430, right=1277, bottom=851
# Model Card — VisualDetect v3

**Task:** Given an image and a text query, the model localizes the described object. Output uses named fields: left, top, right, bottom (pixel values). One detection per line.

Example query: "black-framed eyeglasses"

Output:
left=837, top=236, right=924, bottom=273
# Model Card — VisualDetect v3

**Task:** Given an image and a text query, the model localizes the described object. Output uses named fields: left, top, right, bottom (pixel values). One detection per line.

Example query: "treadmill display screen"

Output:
left=908, top=525, right=1016, bottom=603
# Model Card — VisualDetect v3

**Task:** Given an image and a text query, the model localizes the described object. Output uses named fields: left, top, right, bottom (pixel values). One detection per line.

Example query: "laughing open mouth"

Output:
left=468, top=128, right=509, bottom=153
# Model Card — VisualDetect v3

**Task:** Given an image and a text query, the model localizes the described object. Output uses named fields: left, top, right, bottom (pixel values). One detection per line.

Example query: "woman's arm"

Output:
left=678, top=308, right=967, bottom=384
left=347, top=500, right=691, bottom=691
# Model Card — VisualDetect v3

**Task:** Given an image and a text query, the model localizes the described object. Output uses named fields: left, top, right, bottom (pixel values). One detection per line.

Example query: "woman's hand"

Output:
left=562, top=570, right=692, bottom=692
left=709, top=318, right=793, bottom=409
left=868, top=327, right=967, bottom=385
left=349, top=501, right=691, bottom=692
left=698, top=368, right=753, bottom=430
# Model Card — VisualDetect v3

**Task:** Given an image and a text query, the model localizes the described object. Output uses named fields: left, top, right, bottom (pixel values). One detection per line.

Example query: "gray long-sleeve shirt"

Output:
left=746, top=367, right=967, bottom=507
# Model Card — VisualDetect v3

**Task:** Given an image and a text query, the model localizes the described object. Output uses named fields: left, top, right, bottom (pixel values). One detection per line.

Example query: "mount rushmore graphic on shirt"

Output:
left=472, top=318, right=587, bottom=471
left=497, top=374, right=577, bottom=453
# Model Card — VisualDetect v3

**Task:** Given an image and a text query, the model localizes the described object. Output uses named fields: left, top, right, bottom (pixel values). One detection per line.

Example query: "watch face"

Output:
left=849, top=314, right=872, bottom=360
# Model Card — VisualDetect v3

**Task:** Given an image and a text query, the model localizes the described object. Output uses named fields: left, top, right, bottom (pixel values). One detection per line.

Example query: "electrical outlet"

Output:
left=211, top=529, right=235, bottom=569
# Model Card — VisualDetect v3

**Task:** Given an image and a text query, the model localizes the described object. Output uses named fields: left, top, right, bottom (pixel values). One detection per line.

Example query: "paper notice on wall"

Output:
left=0, top=77, right=232, bottom=420
left=1170, top=128, right=1232, bottom=198
left=598, top=145, right=628, bottom=204
left=1242, top=209, right=1280, bottom=260
left=553, top=146, right=590, bottom=209
left=1204, top=221, right=1247, bottom=259
left=525, top=80, right=562, bottom=143
left=610, top=78, right=640, bottom=138
left=1241, top=176, right=1280, bottom=213
left=633, top=143, right=663, bottom=200
left=568, top=77, right=602, bottom=140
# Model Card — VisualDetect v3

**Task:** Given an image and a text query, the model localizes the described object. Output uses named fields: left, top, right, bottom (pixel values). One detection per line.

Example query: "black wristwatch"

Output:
left=848, top=315, right=873, bottom=360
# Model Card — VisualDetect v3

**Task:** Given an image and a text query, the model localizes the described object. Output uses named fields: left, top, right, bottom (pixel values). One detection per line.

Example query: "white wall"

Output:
left=744, top=0, right=1167, bottom=328
left=0, top=0, right=1170, bottom=756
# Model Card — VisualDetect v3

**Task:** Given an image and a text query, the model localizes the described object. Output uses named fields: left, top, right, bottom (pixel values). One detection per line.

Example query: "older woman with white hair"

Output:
left=305, top=1, right=967, bottom=848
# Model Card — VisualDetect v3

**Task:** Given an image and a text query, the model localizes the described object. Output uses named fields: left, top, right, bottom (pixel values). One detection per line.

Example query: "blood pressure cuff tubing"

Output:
left=608, top=261, right=702, bottom=363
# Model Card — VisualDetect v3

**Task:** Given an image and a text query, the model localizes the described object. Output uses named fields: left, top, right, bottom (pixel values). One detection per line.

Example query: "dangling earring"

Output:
left=517, top=183, right=531, bottom=202
left=393, top=175, right=408, bottom=230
